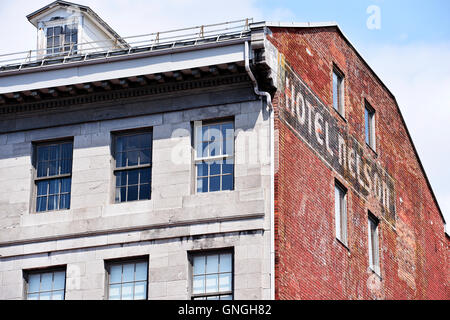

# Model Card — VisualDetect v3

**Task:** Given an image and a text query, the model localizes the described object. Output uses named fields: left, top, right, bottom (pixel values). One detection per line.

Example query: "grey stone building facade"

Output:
left=0, top=1, right=275, bottom=300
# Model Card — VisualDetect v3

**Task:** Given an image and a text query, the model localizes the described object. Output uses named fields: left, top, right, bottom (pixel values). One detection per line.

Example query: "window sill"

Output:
left=336, top=237, right=350, bottom=252
left=113, top=199, right=152, bottom=205
left=331, top=106, right=347, bottom=123
left=196, top=189, right=235, bottom=196
left=33, top=209, right=71, bottom=215
left=365, top=143, right=378, bottom=157
left=369, top=267, right=382, bottom=280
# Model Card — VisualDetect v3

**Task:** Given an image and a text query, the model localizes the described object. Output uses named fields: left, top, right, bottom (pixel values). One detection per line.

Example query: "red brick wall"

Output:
left=269, top=26, right=449, bottom=300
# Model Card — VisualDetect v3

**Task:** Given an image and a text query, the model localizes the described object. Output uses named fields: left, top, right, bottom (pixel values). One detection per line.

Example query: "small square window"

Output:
left=106, top=258, right=148, bottom=300
left=191, top=251, right=233, bottom=300
left=25, top=268, right=66, bottom=300
left=46, top=24, right=78, bottom=56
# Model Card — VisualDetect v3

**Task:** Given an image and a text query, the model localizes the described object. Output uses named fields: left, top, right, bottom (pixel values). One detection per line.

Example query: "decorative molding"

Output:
left=0, top=73, right=251, bottom=115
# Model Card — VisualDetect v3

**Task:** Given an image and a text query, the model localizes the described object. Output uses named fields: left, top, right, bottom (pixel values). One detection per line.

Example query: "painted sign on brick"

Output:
left=278, top=60, right=396, bottom=223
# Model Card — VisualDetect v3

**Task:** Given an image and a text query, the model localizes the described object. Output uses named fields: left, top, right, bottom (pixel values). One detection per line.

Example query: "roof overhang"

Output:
left=0, top=39, right=247, bottom=95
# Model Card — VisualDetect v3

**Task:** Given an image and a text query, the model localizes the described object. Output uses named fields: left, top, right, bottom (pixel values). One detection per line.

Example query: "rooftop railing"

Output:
left=0, top=18, right=253, bottom=73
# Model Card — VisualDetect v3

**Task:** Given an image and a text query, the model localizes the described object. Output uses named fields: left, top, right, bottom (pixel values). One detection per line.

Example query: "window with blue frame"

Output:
left=114, top=131, right=152, bottom=203
left=194, top=120, right=235, bottom=193
left=35, top=141, right=73, bottom=213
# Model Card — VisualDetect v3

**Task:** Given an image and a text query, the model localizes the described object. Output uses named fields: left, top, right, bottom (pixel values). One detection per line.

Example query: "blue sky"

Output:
left=0, top=0, right=449, bottom=227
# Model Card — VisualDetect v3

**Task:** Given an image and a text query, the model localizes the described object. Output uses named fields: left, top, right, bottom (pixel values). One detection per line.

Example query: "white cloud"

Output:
left=364, top=42, right=450, bottom=225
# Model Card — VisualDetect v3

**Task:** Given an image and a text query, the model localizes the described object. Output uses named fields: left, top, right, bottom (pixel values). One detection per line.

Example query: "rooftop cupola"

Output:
left=26, top=0, right=127, bottom=58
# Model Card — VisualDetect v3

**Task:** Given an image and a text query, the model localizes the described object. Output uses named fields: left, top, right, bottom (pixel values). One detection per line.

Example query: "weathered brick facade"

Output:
left=269, top=26, right=448, bottom=300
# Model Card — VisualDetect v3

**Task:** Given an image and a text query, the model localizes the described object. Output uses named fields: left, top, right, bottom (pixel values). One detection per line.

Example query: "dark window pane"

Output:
left=48, top=161, right=58, bottom=176
left=209, top=125, right=221, bottom=143
left=139, top=184, right=151, bottom=200
left=60, top=159, right=72, bottom=175
left=210, top=162, right=221, bottom=176
left=38, top=146, right=49, bottom=162
left=37, top=197, right=47, bottom=212
left=47, top=37, right=53, bottom=49
left=127, top=186, right=138, bottom=202
left=140, top=134, right=151, bottom=149
left=116, top=137, right=124, bottom=153
left=222, top=123, right=234, bottom=140
left=59, top=194, right=70, bottom=210
left=209, top=141, right=221, bottom=157
left=128, top=135, right=140, bottom=150
left=37, top=161, right=48, bottom=177
left=127, top=151, right=139, bottom=166
left=49, top=179, right=59, bottom=195
left=47, top=195, right=58, bottom=211
left=197, top=177, right=208, bottom=193
left=202, top=125, right=209, bottom=141
left=223, top=138, right=234, bottom=155
left=210, top=176, right=220, bottom=192
left=116, top=152, right=126, bottom=168
left=37, top=181, right=48, bottom=196
left=61, top=143, right=73, bottom=159
left=128, top=170, right=139, bottom=186
left=140, top=149, right=151, bottom=165
left=140, top=168, right=151, bottom=184
left=61, top=178, right=71, bottom=193
left=47, top=27, right=54, bottom=36
left=222, top=161, right=234, bottom=175
left=116, top=187, right=127, bottom=203
left=72, top=33, right=78, bottom=44
left=197, top=163, right=208, bottom=177
left=116, top=171, right=127, bottom=187
left=201, top=142, right=209, bottom=158
left=222, top=175, right=233, bottom=191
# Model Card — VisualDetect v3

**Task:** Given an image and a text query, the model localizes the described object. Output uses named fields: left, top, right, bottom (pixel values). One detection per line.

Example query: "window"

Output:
left=365, top=102, right=376, bottom=150
left=114, top=131, right=152, bottom=203
left=368, top=213, right=380, bottom=275
left=106, top=259, right=148, bottom=300
left=191, top=252, right=233, bottom=300
left=332, top=68, right=344, bottom=115
left=25, top=268, right=66, bottom=300
left=335, top=182, right=348, bottom=246
left=46, top=24, right=78, bottom=56
left=194, top=121, right=234, bottom=193
left=34, top=141, right=73, bottom=213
